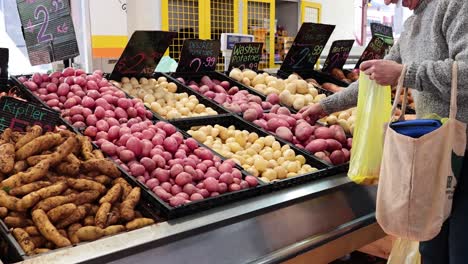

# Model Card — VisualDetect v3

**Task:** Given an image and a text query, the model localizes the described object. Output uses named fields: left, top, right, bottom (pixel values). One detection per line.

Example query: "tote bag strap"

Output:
left=392, top=62, right=458, bottom=120
left=450, top=62, right=459, bottom=119
left=390, top=65, right=407, bottom=121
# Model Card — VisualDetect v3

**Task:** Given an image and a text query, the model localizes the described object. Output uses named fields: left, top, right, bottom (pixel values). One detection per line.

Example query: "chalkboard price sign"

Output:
left=355, top=36, right=390, bottom=69
left=177, top=39, right=221, bottom=73
left=109, top=31, right=176, bottom=81
left=280, top=23, right=335, bottom=72
left=370, top=23, right=394, bottom=45
left=0, top=96, right=61, bottom=133
left=0, top=48, right=8, bottom=88
left=322, top=40, right=354, bottom=73
left=228, top=42, right=263, bottom=72
left=16, top=0, right=80, bottom=66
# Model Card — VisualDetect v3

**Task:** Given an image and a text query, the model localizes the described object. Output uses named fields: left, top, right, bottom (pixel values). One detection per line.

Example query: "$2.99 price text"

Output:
left=289, top=45, right=323, bottom=68
left=115, top=51, right=164, bottom=75
left=189, top=57, right=217, bottom=72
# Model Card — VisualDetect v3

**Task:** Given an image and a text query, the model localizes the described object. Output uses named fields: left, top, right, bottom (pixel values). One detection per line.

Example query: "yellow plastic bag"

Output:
left=347, top=72, right=392, bottom=184
left=388, top=238, right=421, bottom=264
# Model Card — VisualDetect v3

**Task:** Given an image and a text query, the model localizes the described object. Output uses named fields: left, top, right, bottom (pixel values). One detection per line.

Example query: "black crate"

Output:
left=170, top=114, right=341, bottom=190
left=107, top=72, right=230, bottom=122
left=8, top=75, right=269, bottom=219
left=10, top=74, right=161, bottom=131
left=277, top=69, right=350, bottom=88
left=167, top=71, right=286, bottom=115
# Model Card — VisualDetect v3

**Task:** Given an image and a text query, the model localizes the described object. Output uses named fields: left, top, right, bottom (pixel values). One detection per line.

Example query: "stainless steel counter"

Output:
left=19, top=175, right=376, bottom=264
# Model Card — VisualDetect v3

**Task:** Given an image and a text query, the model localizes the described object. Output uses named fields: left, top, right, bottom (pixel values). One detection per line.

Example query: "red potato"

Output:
left=175, top=172, right=192, bottom=186
left=329, top=150, right=345, bottom=165
left=314, top=151, right=332, bottom=164
left=294, top=122, right=315, bottom=141
left=314, top=127, right=335, bottom=139
left=169, top=196, right=186, bottom=207
left=204, top=178, right=219, bottom=192
left=266, top=93, right=280, bottom=104
left=154, top=168, right=170, bottom=183
left=161, top=182, right=172, bottom=193
left=305, top=139, right=328, bottom=153
left=219, top=173, right=233, bottom=185
left=330, top=125, right=347, bottom=144
left=253, top=120, right=268, bottom=130
left=325, top=139, right=342, bottom=151
left=267, top=118, right=290, bottom=131
left=182, top=183, right=197, bottom=195
left=190, top=193, right=204, bottom=201
left=276, top=127, right=293, bottom=142
left=243, top=109, right=258, bottom=122
left=218, top=183, right=228, bottom=193
left=204, top=169, right=220, bottom=179
left=342, top=148, right=350, bottom=160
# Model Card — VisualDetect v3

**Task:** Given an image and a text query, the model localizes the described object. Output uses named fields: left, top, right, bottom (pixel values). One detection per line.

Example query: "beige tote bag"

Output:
left=376, top=62, right=467, bottom=241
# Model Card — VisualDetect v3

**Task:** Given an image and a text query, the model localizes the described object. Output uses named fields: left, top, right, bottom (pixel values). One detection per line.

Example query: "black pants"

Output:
left=420, top=154, right=468, bottom=264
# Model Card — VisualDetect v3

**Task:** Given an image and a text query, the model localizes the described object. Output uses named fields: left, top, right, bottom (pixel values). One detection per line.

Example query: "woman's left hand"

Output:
left=360, top=60, right=404, bottom=86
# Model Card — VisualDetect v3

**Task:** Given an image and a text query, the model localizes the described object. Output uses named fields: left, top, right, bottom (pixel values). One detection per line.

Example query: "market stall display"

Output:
left=0, top=126, right=155, bottom=259
left=0, top=8, right=388, bottom=262
left=13, top=69, right=265, bottom=219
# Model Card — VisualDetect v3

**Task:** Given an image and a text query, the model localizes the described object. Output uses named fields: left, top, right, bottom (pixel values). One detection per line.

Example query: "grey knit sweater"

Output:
left=320, top=0, right=468, bottom=128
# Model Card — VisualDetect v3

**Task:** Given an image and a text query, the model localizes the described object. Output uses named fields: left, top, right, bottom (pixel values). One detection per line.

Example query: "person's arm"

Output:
left=403, top=1, right=468, bottom=100
left=319, top=40, right=402, bottom=114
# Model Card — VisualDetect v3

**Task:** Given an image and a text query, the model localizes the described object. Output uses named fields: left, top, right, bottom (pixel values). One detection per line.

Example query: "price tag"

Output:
left=355, top=36, right=390, bottom=69
left=176, top=39, right=221, bottom=73
left=322, top=40, right=354, bottom=73
left=370, top=23, right=394, bottom=45
left=228, top=42, right=262, bottom=72
left=280, top=23, right=335, bottom=72
left=16, top=0, right=80, bottom=66
left=0, top=96, right=61, bottom=133
left=0, top=48, right=8, bottom=88
left=109, top=31, right=176, bottom=81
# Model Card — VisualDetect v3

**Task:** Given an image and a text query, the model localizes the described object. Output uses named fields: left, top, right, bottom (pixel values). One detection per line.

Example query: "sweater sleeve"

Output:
left=320, top=40, right=403, bottom=114
left=403, top=1, right=468, bottom=101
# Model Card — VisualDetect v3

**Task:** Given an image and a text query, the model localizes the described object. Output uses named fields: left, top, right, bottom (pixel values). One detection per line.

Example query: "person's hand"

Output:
left=299, top=104, right=327, bottom=124
left=360, top=60, right=404, bottom=86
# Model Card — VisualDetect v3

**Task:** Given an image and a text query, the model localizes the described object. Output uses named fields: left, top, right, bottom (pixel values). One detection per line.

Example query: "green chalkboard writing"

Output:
left=370, top=23, right=394, bottom=46
left=0, top=96, right=61, bottom=133
left=228, top=42, right=263, bottom=71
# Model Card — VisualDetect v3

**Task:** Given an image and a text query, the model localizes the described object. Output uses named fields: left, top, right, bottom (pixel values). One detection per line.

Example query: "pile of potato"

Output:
left=319, top=108, right=357, bottom=136
left=229, top=68, right=327, bottom=111
left=112, top=77, right=218, bottom=120
left=0, top=127, right=154, bottom=256
left=329, top=68, right=359, bottom=84
left=188, top=125, right=317, bottom=183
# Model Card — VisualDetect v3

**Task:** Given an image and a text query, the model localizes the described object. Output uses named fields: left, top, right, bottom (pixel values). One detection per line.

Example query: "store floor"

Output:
left=330, top=252, right=387, bottom=264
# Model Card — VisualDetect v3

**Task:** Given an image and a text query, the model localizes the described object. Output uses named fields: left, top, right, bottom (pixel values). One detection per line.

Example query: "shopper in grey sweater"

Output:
left=302, top=0, right=468, bottom=263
